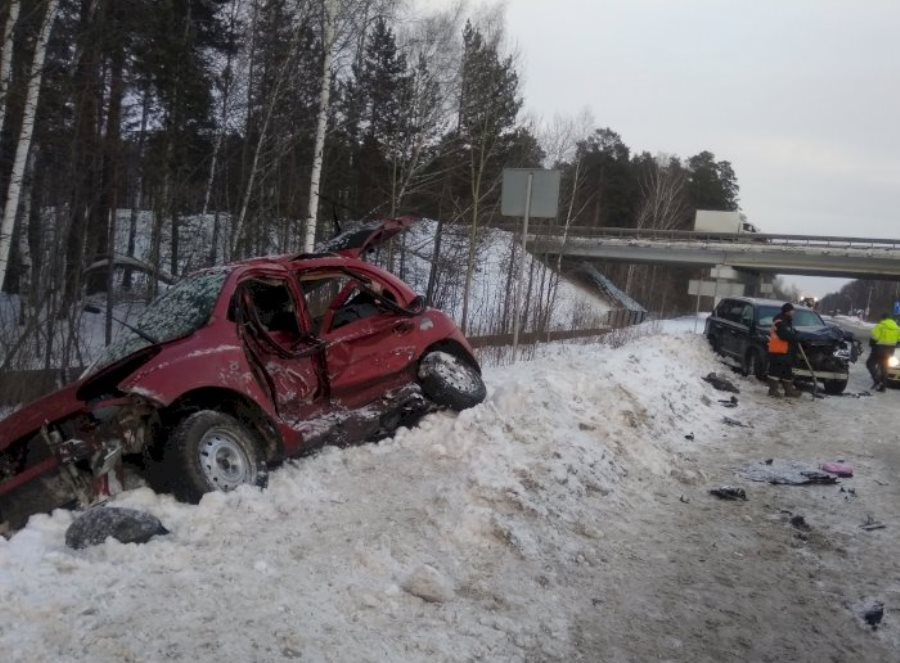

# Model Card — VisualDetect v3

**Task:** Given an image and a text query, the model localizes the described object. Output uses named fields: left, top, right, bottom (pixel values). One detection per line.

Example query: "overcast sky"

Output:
left=425, top=0, right=900, bottom=298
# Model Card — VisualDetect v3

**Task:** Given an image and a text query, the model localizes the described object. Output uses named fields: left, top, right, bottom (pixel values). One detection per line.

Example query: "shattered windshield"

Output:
left=757, top=307, right=823, bottom=328
left=91, top=270, right=229, bottom=373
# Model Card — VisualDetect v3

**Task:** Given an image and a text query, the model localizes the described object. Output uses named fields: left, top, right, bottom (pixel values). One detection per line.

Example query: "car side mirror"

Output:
left=407, top=295, right=426, bottom=315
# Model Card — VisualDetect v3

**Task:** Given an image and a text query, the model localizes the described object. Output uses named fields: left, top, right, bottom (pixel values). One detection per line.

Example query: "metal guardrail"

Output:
left=490, top=223, right=900, bottom=251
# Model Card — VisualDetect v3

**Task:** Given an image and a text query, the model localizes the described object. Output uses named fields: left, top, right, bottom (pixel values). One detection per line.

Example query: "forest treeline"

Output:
left=0, top=0, right=741, bottom=368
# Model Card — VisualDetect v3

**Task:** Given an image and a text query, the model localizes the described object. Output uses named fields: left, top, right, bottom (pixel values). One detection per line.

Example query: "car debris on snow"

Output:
left=723, top=416, right=751, bottom=428
left=851, top=600, right=886, bottom=630
left=65, top=506, right=169, bottom=550
left=789, top=515, right=811, bottom=531
left=740, top=460, right=839, bottom=485
left=709, top=486, right=747, bottom=501
left=821, top=461, right=854, bottom=477
left=702, top=372, right=740, bottom=394
left=860, top=514, right=886, bottom=531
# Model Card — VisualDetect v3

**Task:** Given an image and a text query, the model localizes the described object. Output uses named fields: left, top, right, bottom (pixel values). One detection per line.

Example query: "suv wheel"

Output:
left=823, top=379, right=848, bottom=395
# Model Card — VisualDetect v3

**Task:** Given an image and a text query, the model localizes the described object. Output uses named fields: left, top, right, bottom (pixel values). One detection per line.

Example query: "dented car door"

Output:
left=298, top=269, right=416, bottom=408
left=235, top=276, right=325, bottom=425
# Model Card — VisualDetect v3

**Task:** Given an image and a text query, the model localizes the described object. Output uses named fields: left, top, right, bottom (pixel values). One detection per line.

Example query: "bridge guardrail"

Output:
left=491, top=223, right=900, bottom=251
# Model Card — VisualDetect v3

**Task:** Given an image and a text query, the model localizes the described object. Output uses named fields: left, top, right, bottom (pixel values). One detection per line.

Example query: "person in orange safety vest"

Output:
left=767, top=303, right=801, bottom=398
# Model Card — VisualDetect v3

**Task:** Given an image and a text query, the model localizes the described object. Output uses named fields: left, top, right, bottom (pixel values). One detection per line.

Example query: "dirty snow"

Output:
left=1, top=328, right=898, bottom=662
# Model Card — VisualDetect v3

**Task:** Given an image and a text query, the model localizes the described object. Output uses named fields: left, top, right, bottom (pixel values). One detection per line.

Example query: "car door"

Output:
left=298, top=268, right=415, bottom=409
left=709, top=299, right=735, bottom=354
left=234, top=275, right=325, bottom=425
left=732, top=304, right=755, bottom=360
left=719, top=300, right=747, bottom=358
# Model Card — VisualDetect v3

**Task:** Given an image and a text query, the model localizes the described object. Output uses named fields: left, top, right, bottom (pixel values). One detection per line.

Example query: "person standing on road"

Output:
left=767, top=303, right=801, bottom=398
left=866, top=312, right=900, bottom=392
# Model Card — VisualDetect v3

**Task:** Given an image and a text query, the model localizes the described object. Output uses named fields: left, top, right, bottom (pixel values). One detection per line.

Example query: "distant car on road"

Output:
left=0, top=218, right=486, bottom=532
left=705, top=297, right=852, bottom=394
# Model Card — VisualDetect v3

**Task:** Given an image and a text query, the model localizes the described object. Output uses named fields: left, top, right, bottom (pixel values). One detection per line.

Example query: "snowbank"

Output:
left=0, top=332, right=727, bottom=662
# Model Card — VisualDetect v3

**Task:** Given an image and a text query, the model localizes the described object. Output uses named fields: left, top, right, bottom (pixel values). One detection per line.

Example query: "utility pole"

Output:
left=511, top=172, right=533, bottom=362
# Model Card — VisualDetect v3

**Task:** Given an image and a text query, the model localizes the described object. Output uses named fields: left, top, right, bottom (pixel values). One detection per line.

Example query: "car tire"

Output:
left=708, top=335, right=720, bottom=355
left=418, top=351, right=486, bottom=411
left=152, top=410, right=268, bottom=503
left=823, top=379, right=848, bottom=395
left=743, top=349, right=768, bottom=381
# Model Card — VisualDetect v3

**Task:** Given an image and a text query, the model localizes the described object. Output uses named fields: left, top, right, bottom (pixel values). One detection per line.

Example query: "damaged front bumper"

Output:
left=0, top=394, right=157, bottom=532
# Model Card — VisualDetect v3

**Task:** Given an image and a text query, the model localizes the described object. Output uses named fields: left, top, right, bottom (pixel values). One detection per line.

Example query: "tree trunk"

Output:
left=123, top=87, right=149, bottom=290
left=103, top=39, right=124, bottom=344
left=303, top=0, right=334, bottom=253
left=0, top=0, right=20, bottom=136
left=0, top=0, right=58, bottom=293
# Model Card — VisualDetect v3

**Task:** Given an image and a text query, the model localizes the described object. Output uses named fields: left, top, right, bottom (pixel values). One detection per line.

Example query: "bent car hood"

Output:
left=0, top=345, right=160, bottom=452
left=0, top=382, right=84, bottom=451
left=796, top=325, right=844, bottom=344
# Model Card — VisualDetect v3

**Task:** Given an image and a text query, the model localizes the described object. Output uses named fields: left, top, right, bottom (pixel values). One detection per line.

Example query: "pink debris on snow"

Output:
left=821, top=462, right=854, bottom=477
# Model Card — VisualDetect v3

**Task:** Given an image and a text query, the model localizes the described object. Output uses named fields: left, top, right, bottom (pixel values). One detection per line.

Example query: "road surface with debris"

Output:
left=0, top=328, right=897, bottom=662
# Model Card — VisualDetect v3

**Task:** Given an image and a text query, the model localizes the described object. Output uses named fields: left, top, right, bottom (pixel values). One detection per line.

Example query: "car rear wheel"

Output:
left=823, top=379, right=848, bottom=395
left=152, top=411, right=268, bottom=503
left=418, top=351, right=486, bottom=411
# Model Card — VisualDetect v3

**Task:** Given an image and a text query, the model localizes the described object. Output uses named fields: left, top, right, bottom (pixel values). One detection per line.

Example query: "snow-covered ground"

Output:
left=2, top=325, right=898, bottom=662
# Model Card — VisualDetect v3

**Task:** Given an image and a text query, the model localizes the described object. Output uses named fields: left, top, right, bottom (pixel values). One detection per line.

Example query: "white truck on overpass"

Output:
left=694, top=210, right=759, bottom=234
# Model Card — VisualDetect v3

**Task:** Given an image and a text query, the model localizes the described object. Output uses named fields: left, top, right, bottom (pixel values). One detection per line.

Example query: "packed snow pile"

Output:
left=0, top=332, right=724, bottom=662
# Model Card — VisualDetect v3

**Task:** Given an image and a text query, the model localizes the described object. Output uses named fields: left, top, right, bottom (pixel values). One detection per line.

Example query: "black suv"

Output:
left=705, top=297, right=852, bottom=394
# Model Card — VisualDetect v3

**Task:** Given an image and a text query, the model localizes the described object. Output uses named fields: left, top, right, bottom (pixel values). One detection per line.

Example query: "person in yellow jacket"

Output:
left=867, top=312, right=900, bottom=392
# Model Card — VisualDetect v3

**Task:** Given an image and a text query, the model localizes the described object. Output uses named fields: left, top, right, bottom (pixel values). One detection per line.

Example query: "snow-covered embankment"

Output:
left=0, top=332, right=726, bottom=662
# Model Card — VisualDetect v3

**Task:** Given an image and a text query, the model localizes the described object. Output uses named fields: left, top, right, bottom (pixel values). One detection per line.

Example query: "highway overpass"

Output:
left=516, top=226, right=900, bottom=280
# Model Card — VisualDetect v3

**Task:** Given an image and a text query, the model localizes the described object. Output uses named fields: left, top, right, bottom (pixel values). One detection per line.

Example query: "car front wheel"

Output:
left=418, top=351, right=487, bottom=411
left=823, top=379, right=848, bottom=395
left=153, top=411, right=269, bottom=503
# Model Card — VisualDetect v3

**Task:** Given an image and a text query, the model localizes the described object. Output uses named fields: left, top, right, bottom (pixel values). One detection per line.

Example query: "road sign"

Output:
left=709, top=266, right=739, bottom=280
left=688, top=280, right=745, bottom=298
left=501, top=168, right=560, bottom=218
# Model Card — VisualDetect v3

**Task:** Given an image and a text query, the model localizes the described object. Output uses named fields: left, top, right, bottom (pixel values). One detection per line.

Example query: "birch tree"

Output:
left=0, top=0, right=20, bottom=136
left=0, top=0, right=58, bottom=293
left=303, top=0, right=335, bottom=253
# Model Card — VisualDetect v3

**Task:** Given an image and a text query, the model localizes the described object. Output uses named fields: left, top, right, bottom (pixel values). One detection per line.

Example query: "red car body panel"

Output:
left=0, top=219, right=480, bottom=529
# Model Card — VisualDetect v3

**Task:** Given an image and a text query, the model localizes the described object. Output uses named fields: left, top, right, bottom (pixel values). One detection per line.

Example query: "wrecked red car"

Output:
left=0, top=218, right=486, bottom=531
